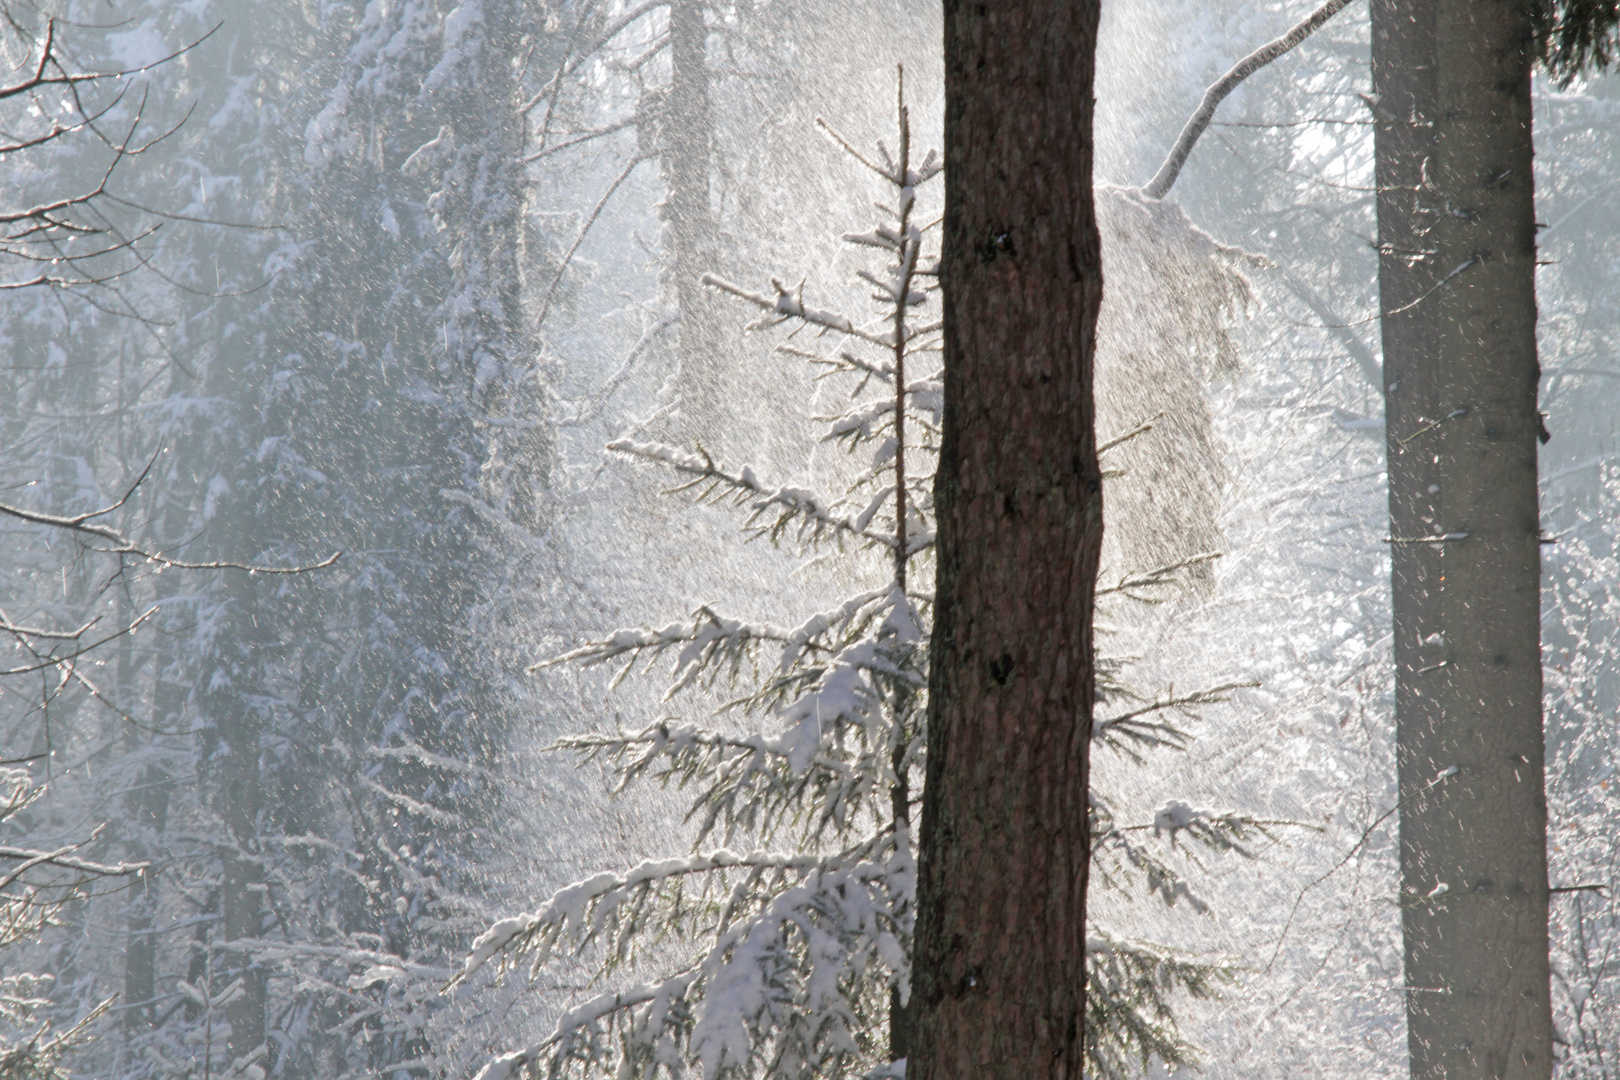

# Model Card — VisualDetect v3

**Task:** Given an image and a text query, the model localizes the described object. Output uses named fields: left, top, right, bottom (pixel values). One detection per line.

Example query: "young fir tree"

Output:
left=456, top=89, right=1264, bottom=1080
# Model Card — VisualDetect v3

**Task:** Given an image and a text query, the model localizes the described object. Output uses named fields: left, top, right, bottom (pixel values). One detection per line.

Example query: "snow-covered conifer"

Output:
left=460, top=84, right=1269, bottom=1080
left=1, top=0, right=564, bottom=1075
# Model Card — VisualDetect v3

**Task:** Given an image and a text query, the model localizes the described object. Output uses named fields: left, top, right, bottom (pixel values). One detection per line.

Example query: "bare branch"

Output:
left=1097, top=411, right=1166, bottom=456
left=1143, top=0, right=1355, bottom=199
left=0, top=606, right=158, bottom=677
left=1096, top=552, right=1224, bottom=601
left=534, top=153, right=652, bottom=329
left=0, top=459, right=341, bottom=579
left=558, top=310, right=679, bottom=427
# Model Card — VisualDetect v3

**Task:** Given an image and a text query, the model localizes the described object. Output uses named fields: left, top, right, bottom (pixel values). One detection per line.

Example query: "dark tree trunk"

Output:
left=1372, top=1, right=1553, bottom=1076
left=910, top=2, right=1103, bottom=1078
left=889, top=744, right=912, bottom=1063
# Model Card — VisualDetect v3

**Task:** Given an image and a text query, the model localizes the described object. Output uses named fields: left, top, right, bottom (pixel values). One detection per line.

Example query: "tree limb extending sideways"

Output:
left=1143, top=0, right=1355, bottom=200
left=0, top=454, right=340, bottom=575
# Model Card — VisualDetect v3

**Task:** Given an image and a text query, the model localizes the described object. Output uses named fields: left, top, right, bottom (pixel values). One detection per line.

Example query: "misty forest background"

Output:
left=3, top=0, right=1620, bottom=1077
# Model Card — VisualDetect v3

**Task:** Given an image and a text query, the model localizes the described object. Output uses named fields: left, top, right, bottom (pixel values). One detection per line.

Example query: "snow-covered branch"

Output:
left=462, top=833, right=915, bottom=1080
left=606, top=438, right=898, bottom=549
left=701, top=273, right=891, bottom=347
left=1143, top=0, right=1356, bottom=199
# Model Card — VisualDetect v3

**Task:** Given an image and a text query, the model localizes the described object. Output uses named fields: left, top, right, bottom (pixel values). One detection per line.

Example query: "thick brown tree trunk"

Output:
left=910, top=3, right=1103, bottom=1078
left=1372, top=1, right=1553, bottom=1076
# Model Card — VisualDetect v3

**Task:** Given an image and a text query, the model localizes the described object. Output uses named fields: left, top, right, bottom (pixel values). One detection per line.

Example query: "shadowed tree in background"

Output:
left=1373, top=1, right=1620, bottom=1076
left=909, top=1, right=1104, bottom=1077
left=1372, top=2, right=1551, bottom=1075
left=528, top=0, right=939, bottom=457
left=527, top=0, right=737, bottom=447
left=3, top=0, right=555, bottom=1073
left=658, top=0, right=727, bottom=441
left=190, top=0, right=553, bottom=1070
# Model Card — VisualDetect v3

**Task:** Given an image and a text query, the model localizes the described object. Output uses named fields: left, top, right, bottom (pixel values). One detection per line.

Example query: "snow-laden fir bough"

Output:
left=456, top=82, right=1271, bottom=1080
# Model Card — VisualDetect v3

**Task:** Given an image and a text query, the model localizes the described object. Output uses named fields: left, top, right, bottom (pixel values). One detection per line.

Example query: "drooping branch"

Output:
left=1143, top=0, right=1355, bottom=199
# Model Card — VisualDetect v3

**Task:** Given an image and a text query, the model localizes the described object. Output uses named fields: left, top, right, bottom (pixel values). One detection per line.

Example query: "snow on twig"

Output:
left=702, top=273, right=891, bottom=347
left=462, top=832, right=916, bottom=1080
left=604, top=438, right=899, bottom=550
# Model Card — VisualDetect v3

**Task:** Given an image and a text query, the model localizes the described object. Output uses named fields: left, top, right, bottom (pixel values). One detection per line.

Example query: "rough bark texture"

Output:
left=1372, top=1, right=1553, bottom=1076
left=910, top=3, right=1103, bottom=1078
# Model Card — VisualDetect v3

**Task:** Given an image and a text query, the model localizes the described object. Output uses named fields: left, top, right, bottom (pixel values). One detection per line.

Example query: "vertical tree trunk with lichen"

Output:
left=1372, top=1, right=1553, bottom=1076
left=910, top=2, right=1104, bottom=1077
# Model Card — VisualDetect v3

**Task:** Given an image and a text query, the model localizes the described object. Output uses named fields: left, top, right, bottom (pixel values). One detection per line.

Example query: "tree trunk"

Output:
left=910, top=3, right=1104, bottom=1078
left=121, top=584, right=167, bottom=1034
left=890, top=736, right=912, bottom=1063
left=660, top=0, right=728, bottom=447
left=1371, top=2, right=1553, bottom=1076
left=216, top=588, right=269, bottom=1070
left=122, top=760, right=170, bottom=1032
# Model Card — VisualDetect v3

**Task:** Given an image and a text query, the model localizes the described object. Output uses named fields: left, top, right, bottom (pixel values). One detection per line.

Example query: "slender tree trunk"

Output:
left=1372, top=2, right=1553, bottom=1076
left=217, top=593, right=268, bottom=1069
left=123, top=681, right=172, bottom=1035
left=124, top=768, right=173, bottom=1032
left=890, top=225, right=914, bottom=1058
left=124, top=363, right=189, bottom=1038
left=660, top=0, right=727, bottom=446
left=911, top=2, right=1103, bottom=1077
left=206, top=342, right=272, bottom=1070
left=120, top=582, right=163, bottom=1034
left=123, top=865, right=157, bottom=1033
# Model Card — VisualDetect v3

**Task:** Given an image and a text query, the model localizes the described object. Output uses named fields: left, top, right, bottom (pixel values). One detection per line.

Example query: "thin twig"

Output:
left=1264, top=765, right=1458, bottom=972
left=534, top=153, right=652, bottom=329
